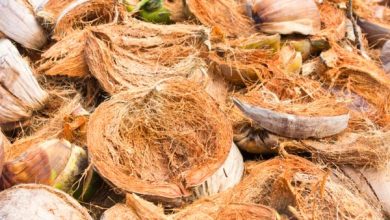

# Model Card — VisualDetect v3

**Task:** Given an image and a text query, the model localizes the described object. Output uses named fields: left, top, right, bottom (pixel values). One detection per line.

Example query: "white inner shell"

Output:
left=0, top=187, right=87, bottom=220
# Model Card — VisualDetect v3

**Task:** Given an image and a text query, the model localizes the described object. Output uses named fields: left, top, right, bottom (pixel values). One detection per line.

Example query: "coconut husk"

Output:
left=0, top=39, right=48, bottom=130
left=102, top=193, right=280, bottom=220
left=84, top=24, right=208, bottom=95
left=37, top=19, right=209, bottom=79
left=87, top=78, right=238, bottom=206
left=0, top=184, right=92, bottom=219
left=164, top=0, right=189, bottom=22
left=37, top=0, right=126, bottom=40
left=230, top=76, right=350, bottom=138
left=316, top=42, right=390, bottom=129
left=280, top=130, right=390, bottom=168
left=317, top=1, right=347, bottom=41
left=0, top=0, right=47, bottom=49
left=6, top=95, right=89, bottom=160
left=0, top=139, right=88, bottom=193
left=221, top=156, right=384, bottom=219
left=185, top=0, right=256, bottom=37
left=208, top=44, right=281, bottom=85
left=0, top=130, right=6, bottom=176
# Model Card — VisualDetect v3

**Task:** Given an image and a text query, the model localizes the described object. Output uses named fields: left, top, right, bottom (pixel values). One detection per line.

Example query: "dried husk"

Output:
left=250, top=0, right=321, bottom=35
left=84, top=24, right=208, bottom=94
left=208, top=43, right=281, bottom=85
left=316, top=43, right=390, bottom=128
left=53, top=0, right=123, bottom=38
left=0, top=39, right=48, bottom=129
left=37, top=0, right=126, bottom=40
left=282, top=130, right=390, bottom=168
left=102, top=193, right=280, bottom=220
left=185, top=0, right=256, bottom=37
left=0, top=130, right=6, bottom=175
left=6, top=96, right=89, bottom=160
left=221, top=156, right=384, bottom=219
left=317, top=1, right=346, bottom=41
left=342, top=163, right=390, bottom=217
left=0, top=0, right=47, bottom=49
left=87, top=79, right=238, bottom=206
left=164, top=0, right=189, bottom=22
left=0, top=184, right=92, bottom=219
left=0, top=139, right=88, bottom=193
left=37, top=19, right=209, bottom=80
left=230, top=76, right=350, bottom=139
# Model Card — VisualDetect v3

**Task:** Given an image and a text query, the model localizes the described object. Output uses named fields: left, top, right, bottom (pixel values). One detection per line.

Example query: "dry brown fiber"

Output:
left=185, top=0, right=256, bottom=37
left=221, top=156, right=384, bottom=219
left=87, top=78, right=233, bottom=206
left=37, top=19, right=209, bottom=92
left=37, top=0, right=126, bottom=39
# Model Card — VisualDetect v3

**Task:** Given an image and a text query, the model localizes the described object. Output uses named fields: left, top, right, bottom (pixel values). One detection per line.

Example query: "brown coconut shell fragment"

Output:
left=0, top=184, right=92, bottom=219
left=87, top=79, right=238, bottom=206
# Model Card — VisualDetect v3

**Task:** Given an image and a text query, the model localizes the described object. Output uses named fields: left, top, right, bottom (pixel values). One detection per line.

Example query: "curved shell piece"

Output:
left=233, top=98, right=349, bottom=139
left=0, top=0, right=47, bottom=49
left=252, top=0, right=321, bottom=35
left=0, top=184, right=92, bottom=220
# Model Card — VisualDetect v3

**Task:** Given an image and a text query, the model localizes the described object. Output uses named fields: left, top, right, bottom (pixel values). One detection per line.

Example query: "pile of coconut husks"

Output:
left=1, top=0, right=390, bottom=219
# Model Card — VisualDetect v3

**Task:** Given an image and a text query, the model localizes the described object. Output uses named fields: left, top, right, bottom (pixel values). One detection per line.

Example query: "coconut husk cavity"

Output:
left=230, top=76, right=350, bottom=139
left=37, top=19, right=209, bottom=81
left=0, top=0, right=47, bottom=49
left=1, top=139, right=88, bottom=194
left=222, top=156, right=384, bottom=219
left=185, top=0, right=256, bottom=37
left=87, top=79, right=240, bottom=206
left=37, top=0, right=126, bottom=40
left=0, top=184, right=92, bottom=219
left=0, top=39, right=48, bottom=130
left=101, top=194, right=280, bottom=220
left=316, top=43, right=390, bottom=128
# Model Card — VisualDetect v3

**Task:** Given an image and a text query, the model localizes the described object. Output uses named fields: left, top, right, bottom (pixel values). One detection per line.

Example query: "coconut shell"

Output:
left=0, top=184, right=92, bottom=219
left=358, top=18, right=390, bottom=47
left=380, top=40, right=390, bottom=73
left=233, top=98, right=349, bottom=139
left=0, top=39, right=48, bottom=129
left=342, top=164, right=390, bottom=217
left=0, top=0, right=47, bottom=49
left=88, top=79, right=236, bottom=206
left=251, top=0, right=321, bottom=35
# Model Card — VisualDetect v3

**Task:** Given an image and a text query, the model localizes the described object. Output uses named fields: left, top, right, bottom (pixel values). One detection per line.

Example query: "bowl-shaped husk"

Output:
left=88, top=79, right=235, bottom=206
left=0, top=184, right=92, bottom=219
left=222, top=156, right=384, bottom=219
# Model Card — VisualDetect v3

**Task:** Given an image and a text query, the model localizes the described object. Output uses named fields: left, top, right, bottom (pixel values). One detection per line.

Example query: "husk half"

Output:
left=88, top=79, right=235, bottom=206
